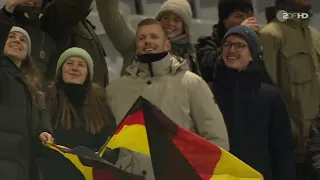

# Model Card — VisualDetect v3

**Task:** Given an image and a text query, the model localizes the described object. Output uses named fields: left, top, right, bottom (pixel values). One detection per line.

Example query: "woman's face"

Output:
left=3, top=32, right=29, bottom=63
left=159, top=13, right=184, bottom=38
left=62, top=57, right=88, bottom=84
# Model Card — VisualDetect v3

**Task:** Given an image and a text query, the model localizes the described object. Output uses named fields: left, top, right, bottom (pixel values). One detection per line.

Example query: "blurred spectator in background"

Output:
left=96, top=0, right=201, bottom=76
left=260, top=0, right=319, bottom=179
left=195, top=0, right=260, bottom=85
left=0, top=19, right=53, bottom=180
left=1, top=0, right=109, bottom=87
left=212, top=25, right=295, bottom=180
left=106, top=18, right=229, bottom=179
left=42, top=47, right=117, bottom=180
left=307, top=114, right=320, bottom=180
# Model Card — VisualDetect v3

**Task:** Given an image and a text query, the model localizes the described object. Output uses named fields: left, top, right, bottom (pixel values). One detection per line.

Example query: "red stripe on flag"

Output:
left=114, top=110, right=145, bottom=135
left=172, top=126, right=222, bottom=180
left=93, top=168, right=116, bottom=180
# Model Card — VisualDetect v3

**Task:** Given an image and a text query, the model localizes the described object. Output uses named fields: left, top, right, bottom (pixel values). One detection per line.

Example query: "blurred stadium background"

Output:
left=1, top=0, right=319, bottom=81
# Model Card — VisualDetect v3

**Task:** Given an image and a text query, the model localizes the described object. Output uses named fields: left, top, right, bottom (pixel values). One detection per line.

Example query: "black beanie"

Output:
left=222, top=25, right=261, bottom=59
left=218, top=0, right=254, bottom=22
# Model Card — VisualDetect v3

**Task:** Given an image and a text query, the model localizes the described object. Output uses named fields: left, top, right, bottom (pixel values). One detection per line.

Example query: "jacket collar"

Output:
left=126, top=53, right=189, bottom=78
left=213, top=58, right=263, bottom=90
left=137, top=53, right=172, bottom=77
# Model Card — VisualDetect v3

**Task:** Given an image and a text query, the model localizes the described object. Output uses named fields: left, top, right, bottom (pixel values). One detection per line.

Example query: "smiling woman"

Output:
left=0, top=24, right=53, bottom=180
left=42, top=47, right=117, bottom=180
left=3, top=27, right=31, bottom=66
left=62, top=57, right=89, bottom=84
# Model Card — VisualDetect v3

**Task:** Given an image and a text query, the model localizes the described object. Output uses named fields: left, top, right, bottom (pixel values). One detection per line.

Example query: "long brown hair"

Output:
left=47, top=72, right=109, bottom=134
left=20, top=57, right=45, bottom=109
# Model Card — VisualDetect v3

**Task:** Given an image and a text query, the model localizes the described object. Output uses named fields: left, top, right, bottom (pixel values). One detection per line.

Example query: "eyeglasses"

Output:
left=222, top=42, right=247, bottom=51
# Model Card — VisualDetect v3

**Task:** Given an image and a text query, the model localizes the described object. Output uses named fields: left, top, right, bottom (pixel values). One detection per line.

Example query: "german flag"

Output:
left=45, top=141, right=144, bottom=180
left=104, top=96, right=263, bottom=180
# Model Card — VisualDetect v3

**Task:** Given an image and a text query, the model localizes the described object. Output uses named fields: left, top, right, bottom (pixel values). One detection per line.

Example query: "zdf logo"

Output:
left=276, top=10, right=309, bottom=22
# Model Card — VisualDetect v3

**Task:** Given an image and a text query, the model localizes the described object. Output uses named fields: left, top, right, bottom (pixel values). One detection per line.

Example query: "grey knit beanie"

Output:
left=155, top=0, right=192, bottom=33
left=10, top=26, right=31, bottom=57
left=56, top=47, right=94, bottom=79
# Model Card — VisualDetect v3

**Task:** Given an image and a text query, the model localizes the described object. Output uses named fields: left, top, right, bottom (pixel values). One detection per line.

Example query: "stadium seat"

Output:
left=119, top=0, right=138, bottom=15
left=87, top=12, right=105, bottom=35
left=311, top=14, right=320, bottom=29
left=312, top=0, right=320, bottom=13
left=91, top=0, right=136, bottom=15
left=87, top=8, right=124, bottom=82
left=98, top=33, right=124, bottom=82
left=197, top=0, right=219, bottom=21
left=190, top=19, right=216, bottom=41
left=255, top=0, right=275, bottom=13
left=140, top=0, right=164, bottom=16
left=127, top=14, right=151, bottom=30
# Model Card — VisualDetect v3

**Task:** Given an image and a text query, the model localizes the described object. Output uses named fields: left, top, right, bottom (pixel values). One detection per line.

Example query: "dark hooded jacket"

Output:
left=211, top=58, right=295, bottom=180
left=0, top=0, right=108, bottom=87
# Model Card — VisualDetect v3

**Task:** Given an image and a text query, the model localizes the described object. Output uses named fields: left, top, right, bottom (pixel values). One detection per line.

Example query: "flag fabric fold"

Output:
left=104, top=96, right=264, bottom=180
left=45, top=141, right=144, bottom=180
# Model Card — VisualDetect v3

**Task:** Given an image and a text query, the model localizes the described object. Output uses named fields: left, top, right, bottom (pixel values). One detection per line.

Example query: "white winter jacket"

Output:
left=106, top=53, right=229, bottom=179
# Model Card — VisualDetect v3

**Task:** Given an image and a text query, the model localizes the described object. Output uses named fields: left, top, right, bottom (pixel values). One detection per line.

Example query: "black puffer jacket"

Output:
left=0, top=17, right=52, bottom=180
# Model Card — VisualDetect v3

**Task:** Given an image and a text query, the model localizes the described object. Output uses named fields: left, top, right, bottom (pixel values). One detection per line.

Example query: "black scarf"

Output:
left=61, top=82, right=88, bottom=108
left=136, top=52, right=168, bottom=77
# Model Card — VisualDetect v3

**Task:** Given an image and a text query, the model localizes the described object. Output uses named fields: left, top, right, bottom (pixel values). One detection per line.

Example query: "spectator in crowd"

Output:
left=106, top=18, right=229, bottom=179
left=96, top=0, right=201, bottom=76
left=41, top=47, right=117, bottom=180
left=1, top=0, right=109, bottom=87
left=195, top=0, right=259, bottom=84
left=212, top=25, right=295, bottom=180
left=260, top=0, right=319, bottom=179
left=307, top=114, right=320, bottom=179
left=0, top=20, right=53, bottom=180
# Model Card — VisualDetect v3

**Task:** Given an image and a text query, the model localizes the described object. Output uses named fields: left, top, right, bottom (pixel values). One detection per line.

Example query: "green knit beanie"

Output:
left=56, top=47, right=94, bottom=79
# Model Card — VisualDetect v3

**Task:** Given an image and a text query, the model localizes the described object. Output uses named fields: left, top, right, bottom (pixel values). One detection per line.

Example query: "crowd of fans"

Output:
left=0, top=0, right=319, bottom=180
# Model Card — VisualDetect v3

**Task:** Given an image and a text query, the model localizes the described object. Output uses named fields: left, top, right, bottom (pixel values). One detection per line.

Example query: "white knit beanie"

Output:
left=10, top=26, right=31, bottom=57
left=56, top=47, right=94, bottom=80
left=155, top=0, right=192, bottom=33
